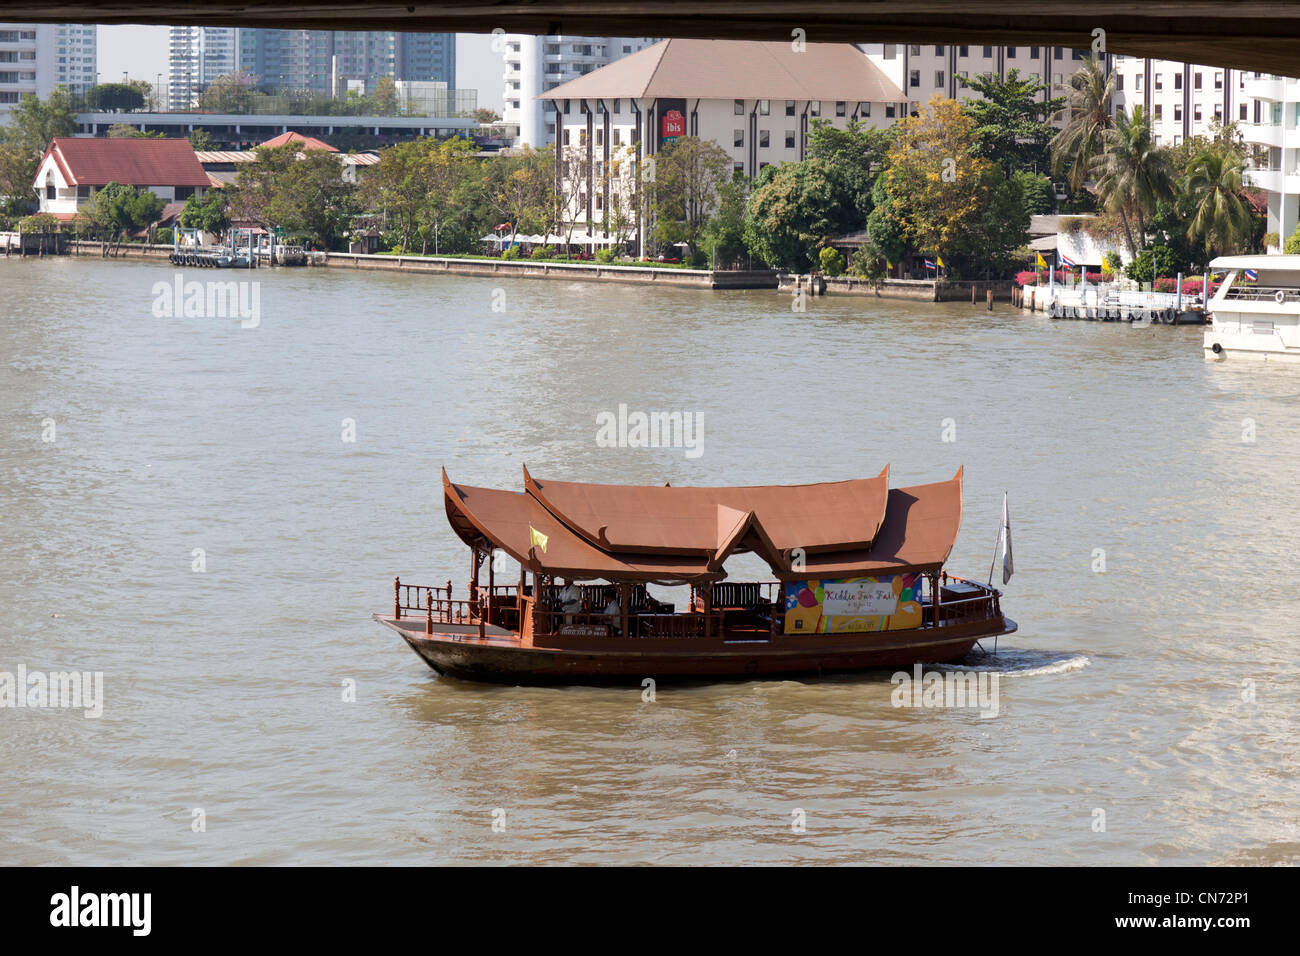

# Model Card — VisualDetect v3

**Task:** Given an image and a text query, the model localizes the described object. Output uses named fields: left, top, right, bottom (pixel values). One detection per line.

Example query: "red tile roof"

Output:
left=259, top=131, right=338, bottom=152
left=39, top=137, right=210, bottom=188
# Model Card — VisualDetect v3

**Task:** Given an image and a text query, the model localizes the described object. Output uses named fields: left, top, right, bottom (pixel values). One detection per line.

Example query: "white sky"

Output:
left=95, top=25, right=505, bottom=112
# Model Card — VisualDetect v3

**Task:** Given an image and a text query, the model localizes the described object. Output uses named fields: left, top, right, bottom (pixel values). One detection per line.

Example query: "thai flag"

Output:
left=924, top=258, right=936, bottom=270
left=1060, top=254, right=1076, bottom=269
left=1245, top=268, right=1259, bottom=281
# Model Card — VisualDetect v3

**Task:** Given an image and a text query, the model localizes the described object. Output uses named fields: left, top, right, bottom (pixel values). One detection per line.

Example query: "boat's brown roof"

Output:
left=525, top=465, right=890, bottom=555
left=777, top=471, right=964, bottom=580
left=443, top=472, right=720, bottom=584
left=443, top=466, right=963, bottom=582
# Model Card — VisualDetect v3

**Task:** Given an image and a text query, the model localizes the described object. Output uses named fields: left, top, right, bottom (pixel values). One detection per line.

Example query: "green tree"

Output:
left=1013, top=170, right=1056, bottom=216
left=872, top=95, right=997, bottom=270
left=1124, top=245, right=1179, bottom=283
left=107, top=123, right=164, bottom=138
left=805, top=117, right=892, bottom=224
left=369, top=75, right=399, bottom=116
left=648, top=135, right=732, bottom=255
left=1091, top=105, right=1175, bottom=257
left=179, top=189, right=230, bottom=234
left=188, top=129, right=219, bottom=150
left=2, top=87, right=78, bottom=154
left=230, top=144, right=355, bottom=249
left=742, top=158, right=856, bottom=270
left=90, top=181, right=165, bottom=240
left=85, top=83, right=146, bottom=112
left=818, top=246, right=846, bottom=276
left=964, top=68, right=1065, bottom=176
left=416, top=137, right=478, bottom=254
left=698, top=171, right=750, bottom=266
left=198, top=71, right=257, bottom=113
left=484, top=145, right=556, bottom=247
left=1182, top=147, right=1254, bottom=261
left=1052, top=58, right=1116, bottom=193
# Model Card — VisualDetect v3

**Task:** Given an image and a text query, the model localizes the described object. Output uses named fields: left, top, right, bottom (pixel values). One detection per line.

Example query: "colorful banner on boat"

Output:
left=783, top=574, right=923, bottom=634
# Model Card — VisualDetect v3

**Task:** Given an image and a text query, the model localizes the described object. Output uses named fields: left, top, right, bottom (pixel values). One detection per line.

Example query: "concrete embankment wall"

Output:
left=779, top=273, right=1018, bottom=302
left=327, top=252, right=780, bottom=290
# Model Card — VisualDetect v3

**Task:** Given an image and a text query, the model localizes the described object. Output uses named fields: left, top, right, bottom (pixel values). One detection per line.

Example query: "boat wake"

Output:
left=937, top=647, right=1091, bottom=677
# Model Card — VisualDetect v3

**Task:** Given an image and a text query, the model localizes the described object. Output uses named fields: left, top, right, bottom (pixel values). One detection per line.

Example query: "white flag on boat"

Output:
left=996, top=492, right=1014, bottom=585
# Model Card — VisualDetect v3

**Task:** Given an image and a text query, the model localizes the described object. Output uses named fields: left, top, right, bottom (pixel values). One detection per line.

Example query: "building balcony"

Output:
left=1244, top=76, right=1297, bottom=102
left=1245, top=167, right=1300, bottom=195
left=1247, top=121, right=1286, bottom=149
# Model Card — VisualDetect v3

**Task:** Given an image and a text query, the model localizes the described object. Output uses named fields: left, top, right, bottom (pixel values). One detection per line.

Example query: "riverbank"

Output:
left=780, top=272, right=1019, bottom=302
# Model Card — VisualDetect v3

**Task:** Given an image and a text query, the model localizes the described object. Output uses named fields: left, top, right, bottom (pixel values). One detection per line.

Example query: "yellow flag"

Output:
left=936, top=256, right=945, bottom=268
left=528, top=525, right=548, bottom=553
left=1036, top=252, right=1048, bottom=268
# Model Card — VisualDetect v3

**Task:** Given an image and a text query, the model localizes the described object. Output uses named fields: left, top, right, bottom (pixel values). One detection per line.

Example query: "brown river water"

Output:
left=1, top=257, right=1297, bottom=864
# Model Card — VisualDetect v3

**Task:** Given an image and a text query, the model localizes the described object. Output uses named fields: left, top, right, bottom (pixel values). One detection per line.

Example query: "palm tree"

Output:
left=1183, top=148, right=1253, bottom=260
left=1051, top=57, right=1116, bottom=193
left=1090, top=106, right=1175, bottom=257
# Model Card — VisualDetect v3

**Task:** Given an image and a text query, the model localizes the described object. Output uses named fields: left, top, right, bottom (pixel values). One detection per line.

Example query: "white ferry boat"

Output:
left=1204, top=255, right=1300, bottom=362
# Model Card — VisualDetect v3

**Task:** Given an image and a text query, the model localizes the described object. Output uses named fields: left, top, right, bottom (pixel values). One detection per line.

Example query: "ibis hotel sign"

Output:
left=661, top=109, right=686, bottom=140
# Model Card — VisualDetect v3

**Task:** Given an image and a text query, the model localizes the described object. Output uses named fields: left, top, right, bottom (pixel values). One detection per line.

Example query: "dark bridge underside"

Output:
left=5, top=2, right=1300, bottom=77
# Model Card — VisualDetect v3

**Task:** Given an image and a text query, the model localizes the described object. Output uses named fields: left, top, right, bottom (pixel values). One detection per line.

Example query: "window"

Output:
left=1116, top=75, right=1124, bottom=91
left=758, top=99, right=769, bottom=115
left=1072, top=49, right=1083, bottom=60
left=810, top=100, right=820, bottom=116
left=934, top=45, right=945, bottom=55
left=563, top=100, right=570, bottom=115
left=909, top=44, right=921, bottom=55
left=1194, top=72, right=1202, bottom=90
left=1135, top=74, right=1142, bottom=91
left=784, top=130, right=795, bottom=148
left=1007, top=46, right=1017, bottom=58
left=1153, top=135, right=1162, bottom=146
left=1055, top=48, right=1063, bottom=60
left=1174, top=104, right=1182, bottom=121
left=1174, top=135, right=1182, bottom=146
left=613, top=99, right=620, bottom=114
left=935, top=70, right=945, bottom=87
left=861, top=102, right=871, bottom=117
left=734, top=128, right=744, bottom=147
left=1155, top=74, right=1163, bottom=91
left=562, top=129, right=570, bottom=145
left=734, top=98, right=744, bottom=114
left=885, top=103, right=896, bottom=118
left=733, top=161, right=744, bottom=175
left=579, top=129, right=587, bottom=145
left=1213, top=105, right=1222, bottom=121
left=983, top=45, right=993, bottom=57
left=785, top=99, right=795, bottom=116
left=1175, top=73, right=1182, bottom=90
left=759, top=130, right=770, bottom=148
left=613, top=129, right=622, bottom=146
left=623, top=45, right=631, bottom=53
left=835, top=101, right=845, bottom=116
left=959, top=45, right=969, bottom=57
left=1240, top=103, right=1248, bottom=121
left=45, top=182, right=55, bottom=200
left=1214, top=71, right=1223, bottom=90
left=1154, top=104, right=1163, bottom=121
left=1030, top=46, right=1040, bottom=59
left=1194, top=104, right=1202, bottom=122
left=596, top=129, right=603, bottom=146
left=909, top=69, right=920, bottom=88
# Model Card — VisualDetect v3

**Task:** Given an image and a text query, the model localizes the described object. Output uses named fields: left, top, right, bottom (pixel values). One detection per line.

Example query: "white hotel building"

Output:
left=542, top=38, right=906, bottom=253
left=1238, top=74, right=1300, bottom=249
left=0, top=22, right=97, bottom=122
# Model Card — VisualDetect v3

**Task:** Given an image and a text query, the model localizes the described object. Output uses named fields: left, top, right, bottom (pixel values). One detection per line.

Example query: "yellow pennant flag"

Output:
left=1036, top=252, right=1048, bottom=269
left=528, top=525, right=548, bottom=553
left=936, top=256, right=945, bottom=268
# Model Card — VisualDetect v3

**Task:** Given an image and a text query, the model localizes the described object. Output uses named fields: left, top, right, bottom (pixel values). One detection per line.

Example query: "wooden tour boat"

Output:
left=374, top=466, right=1017, bottom=683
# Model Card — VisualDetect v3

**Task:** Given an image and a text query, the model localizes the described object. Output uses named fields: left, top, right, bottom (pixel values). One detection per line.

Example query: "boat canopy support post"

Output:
left=394, top=575, right=401, bottom=620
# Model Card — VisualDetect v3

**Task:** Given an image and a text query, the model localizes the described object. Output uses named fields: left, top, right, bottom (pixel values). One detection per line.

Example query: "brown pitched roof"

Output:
left=259, top=131, right=338, bottom=152
left=442, top=466, right=963, bottom=583
left=540, top=39, right=905, bottom=103
left=39, top=137, right=210, bottom=188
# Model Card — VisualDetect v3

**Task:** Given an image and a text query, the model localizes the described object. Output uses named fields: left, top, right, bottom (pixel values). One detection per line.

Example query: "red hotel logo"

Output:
left=661, top=109, right=686, bottom=138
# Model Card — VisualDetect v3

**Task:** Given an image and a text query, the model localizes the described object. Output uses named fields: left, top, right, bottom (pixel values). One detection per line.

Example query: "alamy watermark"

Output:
left=891, top=663, right=999, bottom=718
left=595, top=403, right=704, bottom=459
left=151, top=273, right=261, bottom=328
left=1, top=665, right=103, bottom=718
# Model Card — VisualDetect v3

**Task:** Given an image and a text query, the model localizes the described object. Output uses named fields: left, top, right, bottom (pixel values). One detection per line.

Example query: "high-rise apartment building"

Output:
left=168, top=26, right=237, bottom=109
left=501, top=35, right=657, bottom=147
left=0, top=23, right=97, bottom=122
left=235, top=28, right=454, bottom=97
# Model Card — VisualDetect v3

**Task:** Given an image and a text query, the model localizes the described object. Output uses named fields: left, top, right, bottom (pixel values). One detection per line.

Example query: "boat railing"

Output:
left=393, top=576, right=459, bottom=619
left=1222, top=284, right=1300, bottom=303
left=932, top=575, right=1003, bottom=628
left=532, top=604, right=728, bottom=639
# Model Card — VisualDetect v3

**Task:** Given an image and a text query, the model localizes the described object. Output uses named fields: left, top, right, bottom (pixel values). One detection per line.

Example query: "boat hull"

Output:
left=375, top=614, right=1017, bottom=685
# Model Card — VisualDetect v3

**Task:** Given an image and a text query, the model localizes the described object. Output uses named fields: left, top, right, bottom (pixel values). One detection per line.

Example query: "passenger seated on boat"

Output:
left=558, top=578, right=581, bottom=624
left=604, top=596, right=622, bottom=635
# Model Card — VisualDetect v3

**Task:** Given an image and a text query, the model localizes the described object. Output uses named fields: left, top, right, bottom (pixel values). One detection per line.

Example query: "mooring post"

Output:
left=393, top=576, right=401, bottom=619
left=987, top=289, right=994, bottom=312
